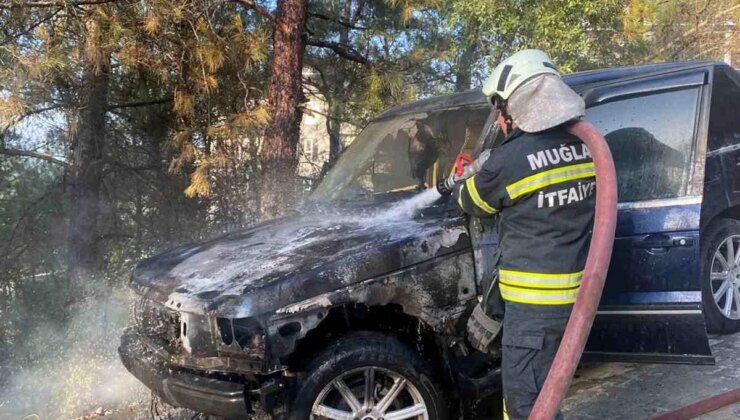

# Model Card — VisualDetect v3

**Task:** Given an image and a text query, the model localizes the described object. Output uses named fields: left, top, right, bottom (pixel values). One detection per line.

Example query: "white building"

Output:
left=297, top=82, right=357, bottom=184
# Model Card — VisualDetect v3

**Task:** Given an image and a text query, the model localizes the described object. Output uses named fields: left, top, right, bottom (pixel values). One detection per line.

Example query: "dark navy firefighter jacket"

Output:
left=454, top=126, right=596, bottom=306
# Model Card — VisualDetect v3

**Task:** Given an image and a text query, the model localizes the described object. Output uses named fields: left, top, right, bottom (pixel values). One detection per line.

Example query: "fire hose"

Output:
left=438, top=120, right=617, bottom=419
left=529, top=120, right=617, bottom=419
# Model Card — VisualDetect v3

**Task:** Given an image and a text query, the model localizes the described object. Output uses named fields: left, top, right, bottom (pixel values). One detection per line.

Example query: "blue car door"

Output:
left=578, top=67, right=714, bottom=364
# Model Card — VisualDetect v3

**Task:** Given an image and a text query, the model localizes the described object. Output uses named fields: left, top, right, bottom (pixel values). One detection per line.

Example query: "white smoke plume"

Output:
left=0, top=286, right=148, bottom=419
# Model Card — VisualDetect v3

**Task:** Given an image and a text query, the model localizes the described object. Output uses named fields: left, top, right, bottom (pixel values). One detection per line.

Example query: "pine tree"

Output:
left=258, top=0, right=307, bottom=219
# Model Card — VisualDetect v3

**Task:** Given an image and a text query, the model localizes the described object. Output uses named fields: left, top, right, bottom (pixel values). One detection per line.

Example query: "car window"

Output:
left=369, top=106, right=490, bottom=192
left=708, top=68, right=740, bottom=152
left=361, top=107, right=490, bottom=193
left=586, top=87, right=699, bottom=202
left=432, top=107, right=491, bottom=181
left=312, top=106, right=490, bottom=201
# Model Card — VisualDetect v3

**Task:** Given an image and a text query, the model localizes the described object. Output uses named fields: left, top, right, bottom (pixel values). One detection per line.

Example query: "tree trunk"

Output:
left=327, top=0, right=352, bottom=165
left=327, top=99, right=343, bottom=164
left=455, top=23, right=479, bottom=92
left=259, top=0, right=307, bottom=219
left=67, top=53, right=110, bottom=279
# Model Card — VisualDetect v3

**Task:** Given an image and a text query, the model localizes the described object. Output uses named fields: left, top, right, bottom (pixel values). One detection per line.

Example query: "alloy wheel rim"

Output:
left=710, top=235, right=740, bottom=320
left=310, top=366, right=429, bottom=420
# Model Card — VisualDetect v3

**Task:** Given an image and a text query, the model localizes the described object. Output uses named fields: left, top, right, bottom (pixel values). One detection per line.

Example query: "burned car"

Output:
left=120, top=61, right=740, bottom=419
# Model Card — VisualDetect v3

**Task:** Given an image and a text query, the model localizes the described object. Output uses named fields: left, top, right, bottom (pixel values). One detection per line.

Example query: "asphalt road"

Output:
left=562, top=332, right=740, bottom=419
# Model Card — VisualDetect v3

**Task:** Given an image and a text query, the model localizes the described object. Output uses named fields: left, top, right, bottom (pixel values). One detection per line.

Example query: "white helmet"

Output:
left=482, top=49, right=560, bottom=101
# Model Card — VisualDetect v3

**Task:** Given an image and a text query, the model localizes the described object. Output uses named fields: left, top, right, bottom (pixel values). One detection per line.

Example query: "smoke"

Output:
left=0, top=285, right=148, bottom=419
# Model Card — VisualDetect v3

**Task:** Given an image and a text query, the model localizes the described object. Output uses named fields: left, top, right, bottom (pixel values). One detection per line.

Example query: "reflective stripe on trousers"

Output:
left=499, top=269, right=581, bottom=305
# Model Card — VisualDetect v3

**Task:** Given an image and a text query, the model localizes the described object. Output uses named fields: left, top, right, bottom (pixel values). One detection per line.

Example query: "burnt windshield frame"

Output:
left=308, top=113, right=428, bottom=203
left=310, top=105, right=490, bottom=203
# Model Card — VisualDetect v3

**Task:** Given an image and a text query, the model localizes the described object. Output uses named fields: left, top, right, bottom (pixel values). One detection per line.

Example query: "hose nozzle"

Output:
left=436, top=149, right=492, bottom=196
left=436, top=177, right=456, bottom=196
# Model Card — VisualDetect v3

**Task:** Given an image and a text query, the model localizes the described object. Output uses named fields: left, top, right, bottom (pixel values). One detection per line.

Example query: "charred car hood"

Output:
left=131, top=208, right=470, bottom=317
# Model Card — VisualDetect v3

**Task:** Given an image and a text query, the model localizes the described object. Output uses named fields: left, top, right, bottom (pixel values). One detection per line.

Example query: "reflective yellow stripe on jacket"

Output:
left=500, top=269, right=583, bottom=289
left=499, top=269, right=581, bottom=305
left=506, top=162, right=595, bottom=200
left=465, top=176, right=497, bottom=214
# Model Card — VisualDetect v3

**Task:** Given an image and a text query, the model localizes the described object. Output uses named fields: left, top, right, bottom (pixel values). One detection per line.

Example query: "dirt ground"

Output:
left=562, top=332, right=740, bottom=419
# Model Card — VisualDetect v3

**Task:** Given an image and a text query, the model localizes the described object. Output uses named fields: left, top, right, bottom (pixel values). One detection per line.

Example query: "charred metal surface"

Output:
left=134, top=297, right=181, bottom=353
left=215, top=317, right=265, bottom=358
left=376, top=89, right=487, bottom=120
left=118, top=329, right=256, bottom=419
left=132, top=297, right=268, bottom=374
left=127, top=199, right=474, bottom=372
left=130, top=201, right=471, bottom=319
left=124, top=200, right=477, bottom=417
left=267, top=250, right=477, bottom=358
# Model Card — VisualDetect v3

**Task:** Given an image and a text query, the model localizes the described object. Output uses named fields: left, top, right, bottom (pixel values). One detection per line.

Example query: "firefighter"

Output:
left=454, top=49, right=595, bottom=419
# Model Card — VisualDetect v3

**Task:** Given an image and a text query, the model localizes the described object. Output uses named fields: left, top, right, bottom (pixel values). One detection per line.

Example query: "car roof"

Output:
left=375, top=61, right=724, bottom=120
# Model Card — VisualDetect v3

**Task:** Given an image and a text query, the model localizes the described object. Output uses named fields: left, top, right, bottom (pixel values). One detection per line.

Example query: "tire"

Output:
left=289, top=331, right=448, bottom=420
left=701, top=218, right=740, bottom=333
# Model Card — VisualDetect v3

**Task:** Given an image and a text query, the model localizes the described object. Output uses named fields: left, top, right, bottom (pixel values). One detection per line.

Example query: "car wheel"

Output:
left=289, top=331, right=448, bottom=420
left=702, top=218, right=740, bottom=333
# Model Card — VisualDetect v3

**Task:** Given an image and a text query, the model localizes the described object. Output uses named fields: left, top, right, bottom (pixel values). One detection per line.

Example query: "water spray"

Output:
left=365, top=151, right=492, bottom=223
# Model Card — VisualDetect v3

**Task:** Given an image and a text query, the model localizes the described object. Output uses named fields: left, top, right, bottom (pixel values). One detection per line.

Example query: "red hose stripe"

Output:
left=650, top=388, right=740, bottom=420
left=529, top=120, right=618, bottom=419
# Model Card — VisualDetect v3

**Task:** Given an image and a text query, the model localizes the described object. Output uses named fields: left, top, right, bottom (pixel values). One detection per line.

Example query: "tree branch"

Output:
left=0, top=147, right=69, bottom=167
left=18, top=104, right=61, bottom=118
left=228, top=0, right=274, bottom=22
left=351, top=0, right=365, bottom=25
left=108, top=97, right=171, bottom=110
left=0, top=0, right=118, bottom=9
left=308, top=11, right=368, bottom=30
left=1, top=104, right=62, bottom=139
left=1, top=8, right=60, bottom=45
left=305, top=37, right=372, bottom=68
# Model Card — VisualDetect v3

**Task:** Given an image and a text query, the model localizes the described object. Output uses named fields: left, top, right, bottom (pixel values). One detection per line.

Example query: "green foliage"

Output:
left=305, top=0, right=432, bottom=130
left=113, top=1, right=272, bottom=202
left=0, top=155, right=66, bottom=281
left=445, top=0, right=640, bottom=74
left=624, top=0, right=740, bottom=62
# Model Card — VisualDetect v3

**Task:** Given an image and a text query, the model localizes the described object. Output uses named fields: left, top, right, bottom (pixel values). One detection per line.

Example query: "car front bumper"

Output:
left=119, top=327, right=273, bottom=419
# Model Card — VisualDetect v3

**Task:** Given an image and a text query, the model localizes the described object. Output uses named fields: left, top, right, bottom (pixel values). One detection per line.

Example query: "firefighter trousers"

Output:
left=501, top=302, right=572, bottom=420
